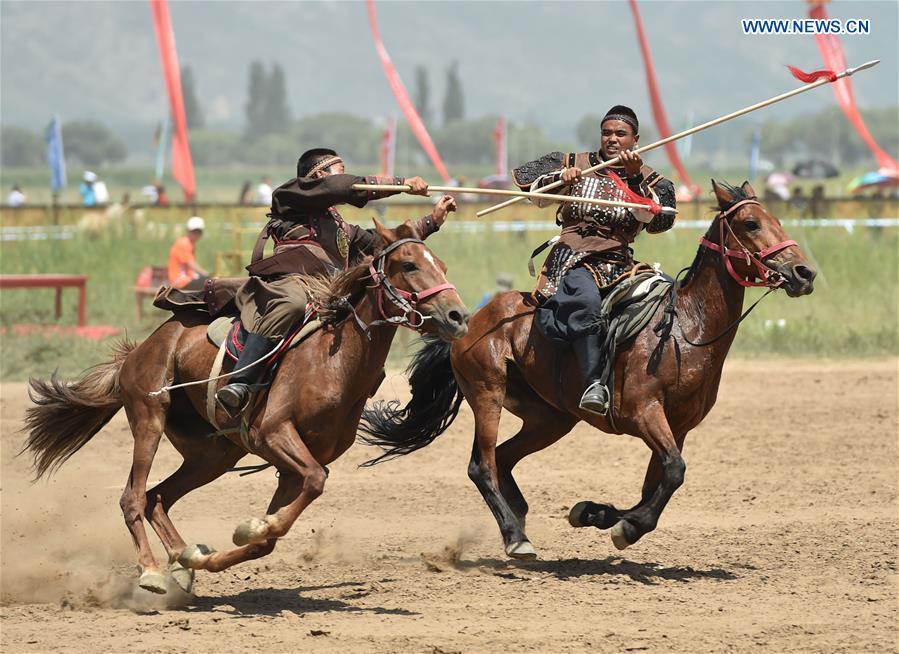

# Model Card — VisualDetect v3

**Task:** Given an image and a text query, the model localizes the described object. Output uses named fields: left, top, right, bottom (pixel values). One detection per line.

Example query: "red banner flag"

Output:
left=493, top=116, right=508, bottom=178
left=149, top=0, right=196, bottom=202
left=628, top=0, right=699, bottom=197
left=365, top=0, right=451, bottom=182
left=808, top=4, right=898, bottom=173
left=379, top=115, right=397, bottom=177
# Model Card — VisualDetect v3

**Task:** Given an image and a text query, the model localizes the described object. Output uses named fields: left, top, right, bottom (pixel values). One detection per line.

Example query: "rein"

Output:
left=342, top=238, right=456, bottom=337
left=658, top=199, right=794, bottom=349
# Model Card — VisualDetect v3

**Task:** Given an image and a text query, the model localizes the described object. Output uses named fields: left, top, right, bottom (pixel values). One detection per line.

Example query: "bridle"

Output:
left=358, top=237, right=456, bottom=333
left=655, top=198, right=798, bottom=349
left=700, top=199, right=797, bottom=289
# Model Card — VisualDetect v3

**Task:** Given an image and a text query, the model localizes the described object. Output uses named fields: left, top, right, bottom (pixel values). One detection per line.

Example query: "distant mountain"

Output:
left=2, top=0, right=896, bottom=143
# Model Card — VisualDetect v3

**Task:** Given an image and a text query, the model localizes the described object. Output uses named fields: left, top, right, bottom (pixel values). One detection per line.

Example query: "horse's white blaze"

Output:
left=423, top=250, right=435, bottom=266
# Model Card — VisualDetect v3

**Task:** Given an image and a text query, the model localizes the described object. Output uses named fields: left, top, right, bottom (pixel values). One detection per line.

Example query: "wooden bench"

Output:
left=135, top=266, right=168, bottom=321
left=0, top=274, right=89, bottom=326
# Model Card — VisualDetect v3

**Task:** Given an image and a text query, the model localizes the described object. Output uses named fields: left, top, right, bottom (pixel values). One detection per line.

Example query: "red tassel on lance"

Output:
left=787, top=65, right=838, bottom=83
left=606, top=171, right=663, bottom=215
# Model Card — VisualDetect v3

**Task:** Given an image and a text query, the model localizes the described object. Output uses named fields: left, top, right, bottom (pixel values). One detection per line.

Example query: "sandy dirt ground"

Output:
left=1, top=359, right=896, bottom=653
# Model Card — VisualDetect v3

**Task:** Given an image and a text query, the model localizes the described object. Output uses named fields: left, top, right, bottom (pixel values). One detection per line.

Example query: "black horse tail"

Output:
left=359, top=335, right=464, bottom=466
left=21, top=338, right=136, bottom=479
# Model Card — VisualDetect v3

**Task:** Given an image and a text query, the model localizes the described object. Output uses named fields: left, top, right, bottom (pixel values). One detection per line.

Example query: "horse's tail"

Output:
left=22, top=338, right=136, bottom=479
left=359, top=335, right=464, bottom=466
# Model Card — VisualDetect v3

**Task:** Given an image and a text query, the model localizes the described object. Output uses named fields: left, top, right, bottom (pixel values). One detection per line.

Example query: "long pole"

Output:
left=477, top=59, right=880, bottom=217
left=351, top=183, right=677, bottom=215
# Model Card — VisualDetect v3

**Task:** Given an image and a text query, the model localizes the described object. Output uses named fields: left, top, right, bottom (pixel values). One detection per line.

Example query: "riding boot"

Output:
left=215, top=333, right=278, bottom=419
left=572, top=333, right=609, bottom=416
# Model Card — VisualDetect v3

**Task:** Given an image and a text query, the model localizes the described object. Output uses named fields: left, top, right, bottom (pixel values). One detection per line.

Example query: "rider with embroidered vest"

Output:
left=512, top=106, right=676, bottom=416
left=215, top=148, right=456, bottom=417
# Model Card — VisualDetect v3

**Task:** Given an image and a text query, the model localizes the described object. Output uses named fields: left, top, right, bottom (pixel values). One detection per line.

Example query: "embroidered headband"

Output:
left=306, top=155, right=343, bottom=177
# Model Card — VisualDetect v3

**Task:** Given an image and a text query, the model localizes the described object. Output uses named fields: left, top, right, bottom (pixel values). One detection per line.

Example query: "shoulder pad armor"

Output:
left=511, top=151, right=565, bottom=188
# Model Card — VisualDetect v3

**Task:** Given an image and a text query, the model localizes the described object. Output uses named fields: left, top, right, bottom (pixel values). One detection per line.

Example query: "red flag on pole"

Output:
left=149, top=0, right=196, bottom=202
left=365, top=0, right=451, bottom=182
left=493, top=116, right=508, bottom=178
left=807, top=4, right=898, bottom=173
left=379, top=115, right=397, bottom=177
left=628, top=0, right=699, bottom=197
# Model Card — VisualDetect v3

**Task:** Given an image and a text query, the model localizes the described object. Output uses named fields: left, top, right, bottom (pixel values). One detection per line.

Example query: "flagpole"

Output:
left=477, top=59, right=880, bottom=217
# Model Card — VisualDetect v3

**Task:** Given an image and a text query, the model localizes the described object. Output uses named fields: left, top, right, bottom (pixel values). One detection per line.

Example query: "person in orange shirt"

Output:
left=168, top=216, right=209, bottom=290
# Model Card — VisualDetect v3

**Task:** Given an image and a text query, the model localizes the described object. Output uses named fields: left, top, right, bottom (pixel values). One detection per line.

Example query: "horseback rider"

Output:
left=511, top=105, right=676, bottom=416
left=215, top=148, right=457, bottom=417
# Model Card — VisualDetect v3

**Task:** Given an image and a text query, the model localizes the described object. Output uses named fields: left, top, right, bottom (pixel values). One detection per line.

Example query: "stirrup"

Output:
left=215, top=384, right=251, bottom=419
left=579, top=381, right=609, bottom=416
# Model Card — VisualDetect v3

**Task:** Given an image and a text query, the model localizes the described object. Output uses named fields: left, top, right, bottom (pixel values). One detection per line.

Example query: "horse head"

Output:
left=710, top=180, right=817, bottom=297
left=369, top=218, right=470, bottom=340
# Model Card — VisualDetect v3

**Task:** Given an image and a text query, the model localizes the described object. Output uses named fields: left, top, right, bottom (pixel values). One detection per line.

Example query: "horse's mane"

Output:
left=299, top=256, right=375, bottom=324
left=680, top=181, right=756, bottom=288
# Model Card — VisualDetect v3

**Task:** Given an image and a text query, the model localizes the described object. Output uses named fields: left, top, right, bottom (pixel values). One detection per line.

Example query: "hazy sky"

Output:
left=1, top=0, right=897, bottom=139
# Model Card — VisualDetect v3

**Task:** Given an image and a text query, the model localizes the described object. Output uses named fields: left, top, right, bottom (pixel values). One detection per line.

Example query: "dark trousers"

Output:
left=534, top=267, right=604, bottom=344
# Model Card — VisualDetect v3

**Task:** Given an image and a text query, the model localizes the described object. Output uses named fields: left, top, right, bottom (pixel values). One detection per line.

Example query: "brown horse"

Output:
left=22, top=220, right=469, bottom=594
left=360, top=181, right=817, bottom=559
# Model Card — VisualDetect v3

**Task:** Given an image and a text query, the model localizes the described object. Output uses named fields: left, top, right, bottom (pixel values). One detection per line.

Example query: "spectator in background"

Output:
left=168, top=216, right=209, bottom=290
left=255, top=176, right=273, bottom=206
left=8, top=184, right=25, bottom=207
left=80, top=171, right=98, bottom=206
left=238, top=180, right=252, bottom=205
left=155, top=183, right=170, bottom=207
left=477, top=273, right=514, bottom=309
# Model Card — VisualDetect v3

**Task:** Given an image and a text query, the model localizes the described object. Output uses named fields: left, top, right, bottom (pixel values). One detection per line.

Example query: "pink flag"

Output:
left=493, top=116, right=508, bottom=178
left=628, top=0, right=699, bottom=197
left=365, top=0, right=451, bottom=182
left=379, top=115, right=397, bottom=177
left=808, top=4, right=898, bottom=173
left=149, top=0, right=196, bottom=202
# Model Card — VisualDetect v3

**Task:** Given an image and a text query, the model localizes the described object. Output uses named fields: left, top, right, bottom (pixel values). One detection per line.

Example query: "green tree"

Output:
left=244, top=60, right=267, bottom=141
left=61, top=120, right=126, bottom=167
left=262, top=63, right=291, bottom=133
left=188, top=129, right=240, bottom=165
left=442, top=60, right=464, bottom=125
left=575, top=114, right=603, bottom=149
left=181, top=64, right=205, bottom=130
left=414, top=66, right=431, bottom=124
left=1, top=126, right=44, bottom=166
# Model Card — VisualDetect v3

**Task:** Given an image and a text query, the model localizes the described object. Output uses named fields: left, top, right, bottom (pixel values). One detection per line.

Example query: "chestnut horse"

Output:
left=360, top=181, right=816, bottom=559
left=22, top=220, right=469, bottom=594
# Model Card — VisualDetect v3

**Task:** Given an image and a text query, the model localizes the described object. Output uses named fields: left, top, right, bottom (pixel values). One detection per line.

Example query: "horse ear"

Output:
left=711, top=179, right=733, bottom=208
left=741, top=180, right=757, bottom=198
left=372, top=217, right=396, bottom=244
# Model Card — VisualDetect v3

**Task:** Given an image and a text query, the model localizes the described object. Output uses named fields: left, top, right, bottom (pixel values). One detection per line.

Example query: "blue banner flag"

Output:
left=45, top=116, right=67, bottom=193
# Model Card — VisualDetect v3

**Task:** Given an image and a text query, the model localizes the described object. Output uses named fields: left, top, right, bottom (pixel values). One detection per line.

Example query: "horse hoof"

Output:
left=233, top=517, right=269, bottom=546
left=138, top=569, right=168, bottom=595
left=505, top=540, right=537, bottom=560
left=178, top=543, right=216, bottom=569
left=168, top=561, right=195, bottom=594
left=568, top=501, right=593, bottom=528
left=610, top=521, right=631, bottom=550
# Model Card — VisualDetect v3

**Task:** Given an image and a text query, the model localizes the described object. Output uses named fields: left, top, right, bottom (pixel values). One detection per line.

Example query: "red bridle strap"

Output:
left=367, top=239, right=457, bottom=331
left=699, top=199, right=797, bottom=288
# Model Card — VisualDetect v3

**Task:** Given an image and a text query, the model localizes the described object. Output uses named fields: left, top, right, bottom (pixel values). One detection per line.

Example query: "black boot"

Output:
left=572, top=334, right=609, bottom=416
left=215, top=333, right=277, bottom=418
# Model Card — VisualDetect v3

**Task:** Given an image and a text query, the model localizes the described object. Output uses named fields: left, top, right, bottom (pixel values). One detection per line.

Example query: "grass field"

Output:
left=1, top=194, right=895, bottom=381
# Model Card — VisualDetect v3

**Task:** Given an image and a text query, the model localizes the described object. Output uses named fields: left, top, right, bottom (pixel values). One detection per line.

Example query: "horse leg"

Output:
left=610, top=406, right=686, bottom=549
left=144, top=435, right=246, bottom=593
left=120, top=397, right=169, bottom=594
left=495, top=409, right=577, bottom=531
left=464, top=385, right=535, bottom=559
left=179, top=423, right=326, bottom=573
